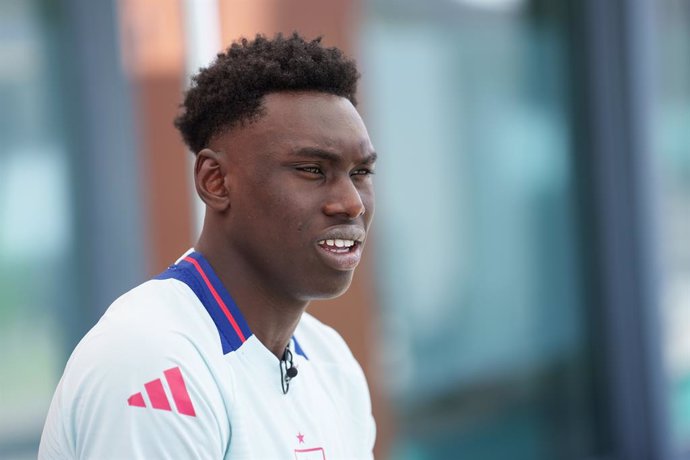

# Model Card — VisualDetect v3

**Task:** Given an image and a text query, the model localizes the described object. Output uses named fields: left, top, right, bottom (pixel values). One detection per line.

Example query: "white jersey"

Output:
left=39, top=250, right=376, bottom=459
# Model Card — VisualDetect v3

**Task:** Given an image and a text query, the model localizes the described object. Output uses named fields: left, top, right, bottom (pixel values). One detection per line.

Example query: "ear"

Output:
left=194, top=149, right=231, bottom=212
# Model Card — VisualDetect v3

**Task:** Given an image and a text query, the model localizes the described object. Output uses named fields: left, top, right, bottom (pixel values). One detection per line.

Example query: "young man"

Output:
left=39, top=33, right=377, bottom=459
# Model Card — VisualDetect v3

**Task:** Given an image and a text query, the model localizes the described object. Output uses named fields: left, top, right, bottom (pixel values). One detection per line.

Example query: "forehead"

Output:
left=214, top=91, right=374, bottom=157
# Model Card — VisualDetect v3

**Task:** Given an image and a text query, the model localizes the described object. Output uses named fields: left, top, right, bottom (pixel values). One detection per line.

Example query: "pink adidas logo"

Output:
left=127, top=366, right=196, bottom=417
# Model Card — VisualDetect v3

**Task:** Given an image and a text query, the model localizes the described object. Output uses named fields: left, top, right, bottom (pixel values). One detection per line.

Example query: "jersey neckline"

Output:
left=155, top=249, right=308, bottom=360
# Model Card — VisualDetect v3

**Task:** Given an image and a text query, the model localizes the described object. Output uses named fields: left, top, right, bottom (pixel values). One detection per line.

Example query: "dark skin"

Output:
left=194, top=91, right=376, bottom=359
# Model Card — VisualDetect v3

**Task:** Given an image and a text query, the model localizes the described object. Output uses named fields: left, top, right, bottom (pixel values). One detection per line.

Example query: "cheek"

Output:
left=262, top=191, right=312, bottom=233
left=362, top=188, right=376, bottom=222
left=246, top=173, right=320, bottom=235
left=262, top=187, right=320, bottom=225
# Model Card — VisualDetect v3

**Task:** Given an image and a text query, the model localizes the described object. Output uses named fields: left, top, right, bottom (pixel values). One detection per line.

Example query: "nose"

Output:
left=322, top=176, right=366, bottom=219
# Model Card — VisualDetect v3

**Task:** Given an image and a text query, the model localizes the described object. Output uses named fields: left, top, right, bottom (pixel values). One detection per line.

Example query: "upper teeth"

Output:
left=320, top=239, right=355, bottom=248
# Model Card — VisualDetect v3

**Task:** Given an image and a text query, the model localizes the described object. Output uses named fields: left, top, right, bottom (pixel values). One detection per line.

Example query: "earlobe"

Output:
left=194, top=149, right=231, bottom=212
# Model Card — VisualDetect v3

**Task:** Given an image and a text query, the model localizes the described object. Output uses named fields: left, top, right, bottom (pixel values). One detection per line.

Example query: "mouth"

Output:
left=316, top=238, right=361, bottom=254
left=315, top=229, right=366, bottom=270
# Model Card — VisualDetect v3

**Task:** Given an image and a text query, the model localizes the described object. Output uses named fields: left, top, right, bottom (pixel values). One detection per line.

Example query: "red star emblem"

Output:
left=296, top=432, right=305, bottom=444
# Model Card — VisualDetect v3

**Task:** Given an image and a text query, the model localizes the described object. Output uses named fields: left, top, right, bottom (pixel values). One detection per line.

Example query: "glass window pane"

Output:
left=0, top=1, right=73, bottom=457
left=656, top=0, right=690, bottom=454
left=364, top=1, right=604, bottom=458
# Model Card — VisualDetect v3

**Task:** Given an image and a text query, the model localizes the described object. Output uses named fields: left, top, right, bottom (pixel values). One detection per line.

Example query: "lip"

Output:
left=315, top=226, right=366, bottom=271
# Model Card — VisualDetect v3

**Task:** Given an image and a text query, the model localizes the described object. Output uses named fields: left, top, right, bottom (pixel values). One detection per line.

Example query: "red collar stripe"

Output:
left=184, top=256, right=247, bottom=343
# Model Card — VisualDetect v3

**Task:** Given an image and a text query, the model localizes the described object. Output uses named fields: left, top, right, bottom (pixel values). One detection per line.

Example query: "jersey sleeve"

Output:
left=39, top=284, right=231, bottom=460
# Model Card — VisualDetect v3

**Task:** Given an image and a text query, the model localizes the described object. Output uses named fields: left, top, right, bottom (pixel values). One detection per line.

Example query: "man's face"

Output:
left=214, top=91, right=376, bottom=302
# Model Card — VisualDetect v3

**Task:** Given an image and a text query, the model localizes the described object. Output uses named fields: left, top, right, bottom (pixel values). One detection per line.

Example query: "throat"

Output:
left=244, top=309, right=304, bottom=359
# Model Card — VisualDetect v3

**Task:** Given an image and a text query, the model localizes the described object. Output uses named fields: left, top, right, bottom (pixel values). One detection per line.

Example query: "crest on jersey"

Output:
left=293, top=432, right=326, bottom=459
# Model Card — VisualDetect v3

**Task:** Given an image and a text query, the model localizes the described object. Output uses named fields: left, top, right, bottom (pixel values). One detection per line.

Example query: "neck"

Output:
left=196, top=227, right=308, bottom=359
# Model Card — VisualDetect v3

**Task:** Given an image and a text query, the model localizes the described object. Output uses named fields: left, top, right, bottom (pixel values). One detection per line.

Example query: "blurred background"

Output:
left=0, top=0, right=689, bottom=459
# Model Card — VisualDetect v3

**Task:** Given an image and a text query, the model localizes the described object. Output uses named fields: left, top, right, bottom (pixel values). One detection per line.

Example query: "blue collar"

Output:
left=155, top=251, right=307, bottom=359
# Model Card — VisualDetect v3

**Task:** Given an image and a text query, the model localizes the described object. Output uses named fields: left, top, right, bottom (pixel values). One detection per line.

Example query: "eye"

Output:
left=296, top=166, right=323, bottom=175
left=351, top=167, right=375, bottom=177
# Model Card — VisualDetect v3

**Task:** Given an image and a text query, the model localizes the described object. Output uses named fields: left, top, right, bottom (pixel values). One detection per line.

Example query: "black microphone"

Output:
left=280, top=347, right=298, bottom=394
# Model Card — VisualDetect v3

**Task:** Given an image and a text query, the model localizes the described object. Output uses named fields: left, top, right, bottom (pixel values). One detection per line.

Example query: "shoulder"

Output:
left=60, top=278, right=226, bottom=407
left=43, top=278, right=230, bottom=458
left=70, top=278, right=221, bottom=368
left=295, top=312, right=370, bottom=393
left=64, top=277, right=227, bottom=392
left=296, top=312, right=356, bottom=364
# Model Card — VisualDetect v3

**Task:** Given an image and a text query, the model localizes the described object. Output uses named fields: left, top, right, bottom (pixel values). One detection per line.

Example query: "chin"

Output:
left=301, top=273, right=355, bottom=301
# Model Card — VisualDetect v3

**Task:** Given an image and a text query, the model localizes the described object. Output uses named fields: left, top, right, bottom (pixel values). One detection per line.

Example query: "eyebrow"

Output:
left=292, top=147, right=377, bottom=164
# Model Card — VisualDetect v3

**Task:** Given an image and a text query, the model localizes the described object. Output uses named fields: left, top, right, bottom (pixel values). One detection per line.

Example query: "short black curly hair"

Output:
left=174, top=32, right=360, bottom=153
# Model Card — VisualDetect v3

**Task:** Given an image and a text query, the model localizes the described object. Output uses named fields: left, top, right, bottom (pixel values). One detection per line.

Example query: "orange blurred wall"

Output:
left=118, top=0, right=194, bottom=274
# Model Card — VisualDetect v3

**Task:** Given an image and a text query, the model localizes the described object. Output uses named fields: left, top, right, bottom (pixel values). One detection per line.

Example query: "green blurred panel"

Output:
left=657, top=0, right=690, bottom=452
left=364, top=1, right=603, bottom=458
left=0, top=0, right=71, bottom=456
